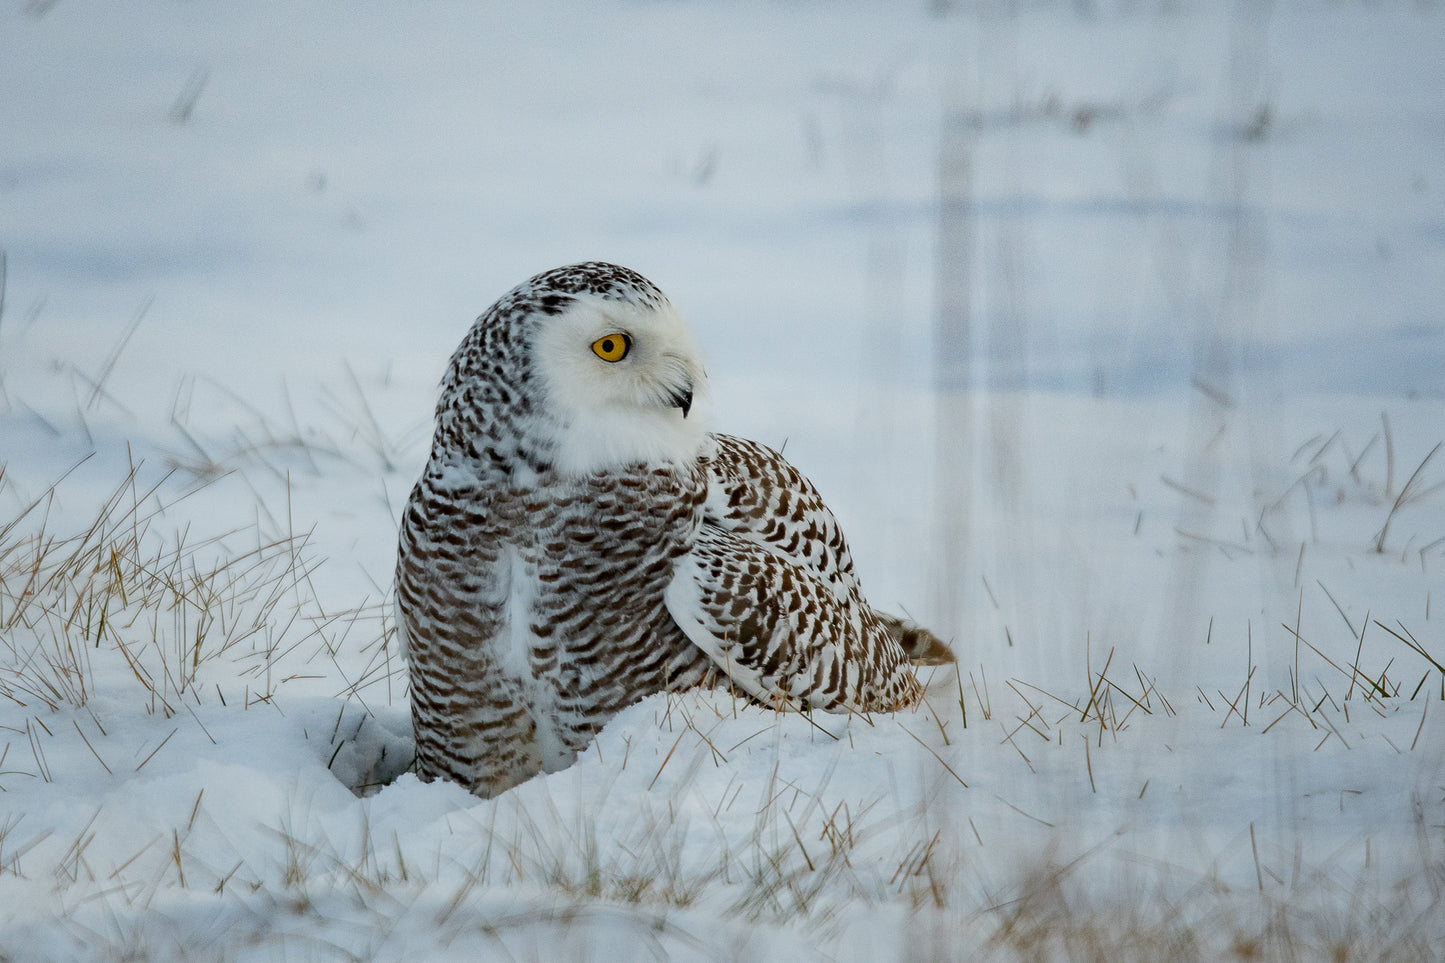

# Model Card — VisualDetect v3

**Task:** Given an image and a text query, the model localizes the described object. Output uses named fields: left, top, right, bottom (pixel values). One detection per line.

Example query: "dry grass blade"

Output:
left=1374, top=620, right=1444, bottom=677
left=1278, top=622, right=1390, bottom=702
left=1080, top=646, right=1115, bottom=724
left=1373, top=441, right=1441, bottom=554
left=897, top=722, right=968, bottom=788
left=86, top=297, right=152, bottom=412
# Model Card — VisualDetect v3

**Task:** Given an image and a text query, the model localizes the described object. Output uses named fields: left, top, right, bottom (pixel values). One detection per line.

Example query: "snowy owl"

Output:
left=395, top=262, right=952, bottom=797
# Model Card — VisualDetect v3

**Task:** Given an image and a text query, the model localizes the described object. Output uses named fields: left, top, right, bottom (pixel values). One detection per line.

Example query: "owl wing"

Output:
left=663, top=434, right=933, bottom=713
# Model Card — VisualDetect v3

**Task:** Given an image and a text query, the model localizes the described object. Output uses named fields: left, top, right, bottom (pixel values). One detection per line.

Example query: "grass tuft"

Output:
left=0, top=457, right=343, bottom=716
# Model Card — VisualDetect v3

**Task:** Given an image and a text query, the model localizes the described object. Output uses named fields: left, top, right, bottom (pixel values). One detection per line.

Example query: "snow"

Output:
left=1, top=0, right=1443, bottom=958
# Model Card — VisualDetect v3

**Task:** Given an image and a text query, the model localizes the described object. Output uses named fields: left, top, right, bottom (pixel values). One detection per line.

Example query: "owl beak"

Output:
left=669, top=383, right=694, bottom=418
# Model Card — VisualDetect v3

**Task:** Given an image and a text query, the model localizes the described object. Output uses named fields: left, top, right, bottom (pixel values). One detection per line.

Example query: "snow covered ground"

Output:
left=1, top=0, right=1442, bottom=958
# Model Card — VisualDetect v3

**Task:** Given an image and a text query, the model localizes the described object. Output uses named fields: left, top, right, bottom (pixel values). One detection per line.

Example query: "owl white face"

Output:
left=531, top=293, right=708, bottom=477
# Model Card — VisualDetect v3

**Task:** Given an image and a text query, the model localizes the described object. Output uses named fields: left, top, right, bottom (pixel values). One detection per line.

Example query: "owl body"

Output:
left=397, top=462, right=712, bottom=795
left=396, top=263, right=950, bottom=797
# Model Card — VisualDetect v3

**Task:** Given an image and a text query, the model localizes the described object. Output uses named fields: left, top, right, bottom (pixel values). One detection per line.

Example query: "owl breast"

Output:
left=397, top=458, right=714, bottom=794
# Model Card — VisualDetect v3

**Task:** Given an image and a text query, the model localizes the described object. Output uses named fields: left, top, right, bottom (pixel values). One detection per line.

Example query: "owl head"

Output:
left=437, top=263, right=709, bottom=480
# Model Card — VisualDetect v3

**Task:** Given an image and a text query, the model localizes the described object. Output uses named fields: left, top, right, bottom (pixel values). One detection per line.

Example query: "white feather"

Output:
left=393, top=596, right=411, bottom=662
left=497, top=543, right=536, bottom=680
left=663, top=554, right=776, bottom=704
left=495, top=542, right=573, bottom=770
left=531, top=294, right=708, bottom=475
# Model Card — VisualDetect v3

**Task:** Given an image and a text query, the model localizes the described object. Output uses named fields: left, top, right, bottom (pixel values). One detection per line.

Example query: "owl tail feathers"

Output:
left=873, top=611, right=957, bottom=666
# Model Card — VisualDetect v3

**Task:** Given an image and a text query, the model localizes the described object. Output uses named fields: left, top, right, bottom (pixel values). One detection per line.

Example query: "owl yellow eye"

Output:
left=591, top=333, right=631, bottom=363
